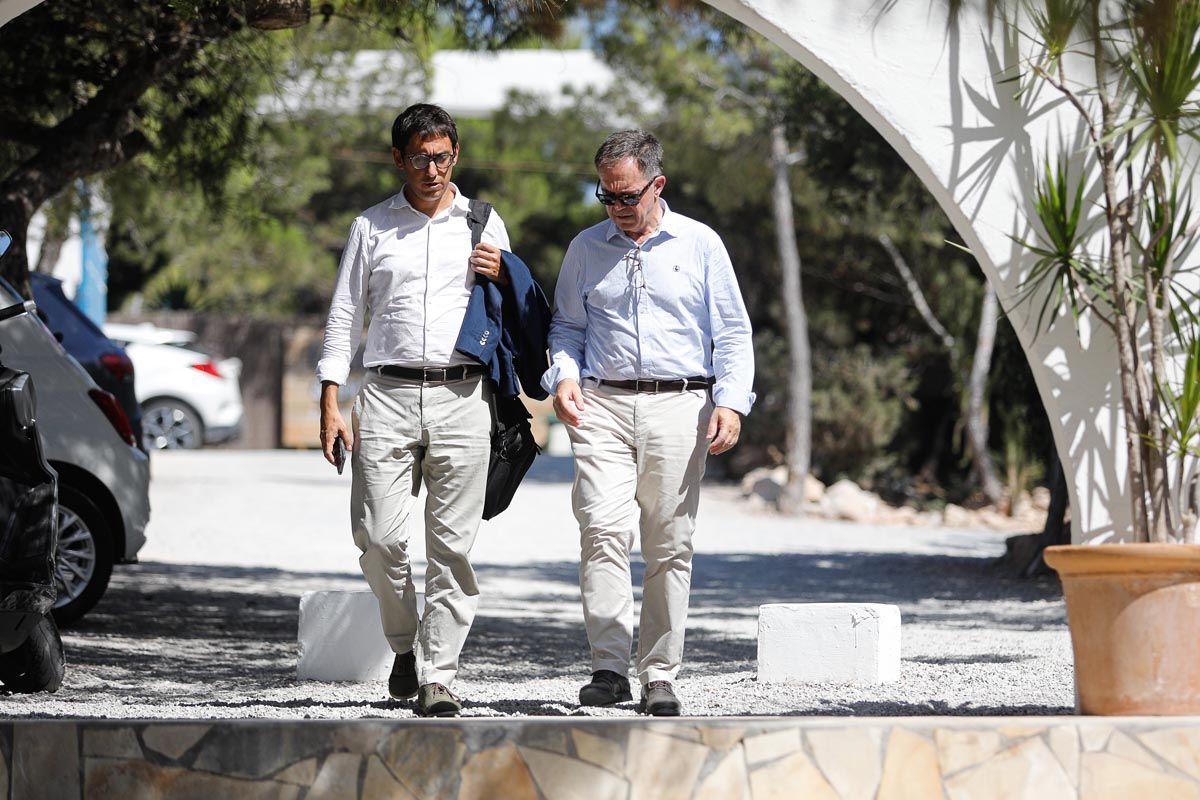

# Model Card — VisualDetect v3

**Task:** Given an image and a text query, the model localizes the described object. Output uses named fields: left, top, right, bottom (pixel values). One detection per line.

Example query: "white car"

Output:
left=0, top=284, right=150, bottom=624
left=104, top=323, right=244, bottom=450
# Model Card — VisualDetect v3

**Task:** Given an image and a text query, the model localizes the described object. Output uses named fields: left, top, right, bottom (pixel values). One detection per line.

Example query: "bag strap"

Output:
left=467, top=199, right=493, bottom=248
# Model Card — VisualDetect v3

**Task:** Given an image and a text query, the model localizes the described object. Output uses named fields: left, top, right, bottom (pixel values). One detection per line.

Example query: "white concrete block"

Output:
left=757, top=603, right=900, bottom=684
left=297, top=590, right=423, bottom=682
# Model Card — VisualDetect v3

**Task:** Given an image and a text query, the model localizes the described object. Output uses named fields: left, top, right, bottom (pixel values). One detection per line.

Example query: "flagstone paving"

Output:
left=8, top=717, right=1200, bottom=798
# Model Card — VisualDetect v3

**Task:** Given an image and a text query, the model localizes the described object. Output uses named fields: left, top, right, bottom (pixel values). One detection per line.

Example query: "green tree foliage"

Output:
left=0, top=0, right=565, bottom=295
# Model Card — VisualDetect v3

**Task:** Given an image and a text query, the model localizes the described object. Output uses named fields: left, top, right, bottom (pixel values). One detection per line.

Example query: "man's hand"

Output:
left=470, top=242, right=506, bottom=285
left=706, top=406, right=741, bottom=455
left=319, top=381, right=354, bottom=465
left=553, top=378, right=586, bottom=427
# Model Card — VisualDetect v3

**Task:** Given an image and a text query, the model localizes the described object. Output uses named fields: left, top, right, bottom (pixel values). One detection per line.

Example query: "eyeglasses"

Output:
left=624, top=249, right=646, bottom=289
left=595, top=177, right=658, bottom=207
left=405, top=151, right=455, bottom=171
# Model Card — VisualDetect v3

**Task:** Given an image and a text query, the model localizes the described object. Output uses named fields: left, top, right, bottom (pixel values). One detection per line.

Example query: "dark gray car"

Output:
left=26, top=273, right=144, bottom=450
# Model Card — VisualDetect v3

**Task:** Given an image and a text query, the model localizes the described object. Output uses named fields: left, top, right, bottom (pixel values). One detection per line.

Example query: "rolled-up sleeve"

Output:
left=705, top=234, right=756, bottom=415
left=317, top=216, right=370, bottom=385
left=484, top=212, right=511, bottom=251
left=541, top=239, right=588, bottom=395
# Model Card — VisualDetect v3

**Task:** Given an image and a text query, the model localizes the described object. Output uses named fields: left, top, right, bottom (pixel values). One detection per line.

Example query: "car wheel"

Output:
left=51, top=486, right=115, bottom=626
left=142, top=398, right=205, bottom=450
left=0, top=614, right=65, bottom=693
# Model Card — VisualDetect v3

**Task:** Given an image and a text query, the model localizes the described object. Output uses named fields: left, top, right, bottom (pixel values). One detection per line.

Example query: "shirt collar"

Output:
left=388, top=183, right=468, bottom=218
left=605, top=198, right=674, bottom=242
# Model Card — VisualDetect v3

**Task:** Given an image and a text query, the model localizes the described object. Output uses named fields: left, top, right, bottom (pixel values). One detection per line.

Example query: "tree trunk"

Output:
left=878, top=233, right=959, bottom=371
left=34, top=191, right=75, bottom=275
left=966, top=286, right=1005, bottom=508
left=0, top=194, right=37, bottom=298
left=770, top=122, right=812, bottom=513
left=1017, top=450, right=1071, bottom=577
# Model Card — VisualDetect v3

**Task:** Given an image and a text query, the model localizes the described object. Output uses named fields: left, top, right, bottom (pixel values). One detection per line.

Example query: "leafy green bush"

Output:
left=811, top=345, right=917, bottom=483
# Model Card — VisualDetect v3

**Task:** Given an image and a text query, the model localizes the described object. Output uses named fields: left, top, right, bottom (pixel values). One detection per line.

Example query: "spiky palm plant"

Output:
left=1012, top=0, right=1200, bottom=542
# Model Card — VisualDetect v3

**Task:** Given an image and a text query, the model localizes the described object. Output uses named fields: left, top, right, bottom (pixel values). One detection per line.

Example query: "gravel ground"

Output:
left=0, top=451, right=1072, bottom=719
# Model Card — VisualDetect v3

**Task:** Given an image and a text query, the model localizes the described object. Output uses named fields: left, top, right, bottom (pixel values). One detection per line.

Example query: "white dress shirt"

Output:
left=541, top=200, right=756, bottom=415
left=317, top=184, right=510, bottom=385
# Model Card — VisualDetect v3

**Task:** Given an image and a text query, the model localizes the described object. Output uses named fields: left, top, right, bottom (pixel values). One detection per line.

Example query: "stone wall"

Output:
left=9, top=716, right=1200, bottom=798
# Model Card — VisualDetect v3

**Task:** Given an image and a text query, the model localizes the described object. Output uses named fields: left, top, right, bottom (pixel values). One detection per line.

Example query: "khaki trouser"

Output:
left=568, top=378, right=712, bottom=685
left=350, top=372, right=491, bottom=688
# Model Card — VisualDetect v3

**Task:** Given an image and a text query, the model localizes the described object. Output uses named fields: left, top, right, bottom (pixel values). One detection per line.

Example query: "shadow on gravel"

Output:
left=753, top=702, right=1071, bottom=717
left=686, top=551, right=1065, bottom=631
left=523, top=455, right=575, bottom=483
left=39, top=547, right=1064, bottom=715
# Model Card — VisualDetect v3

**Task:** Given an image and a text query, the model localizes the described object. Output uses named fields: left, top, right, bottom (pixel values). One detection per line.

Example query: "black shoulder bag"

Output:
left=466, top=199, right=541, bottom=520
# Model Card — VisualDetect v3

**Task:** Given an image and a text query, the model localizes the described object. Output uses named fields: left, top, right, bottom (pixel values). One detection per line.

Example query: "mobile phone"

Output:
left=332, top=437, right=345, bottom=475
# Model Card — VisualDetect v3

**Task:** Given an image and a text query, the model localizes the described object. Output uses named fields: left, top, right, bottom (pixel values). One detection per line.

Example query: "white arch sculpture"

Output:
left=703, top=0, right=1146, bottom=544
left=0, top=0, right=1161, bottom=543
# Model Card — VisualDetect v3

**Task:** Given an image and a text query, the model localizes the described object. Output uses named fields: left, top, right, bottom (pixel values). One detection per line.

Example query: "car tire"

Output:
left=51, top=485, right=115, bottom=626
left=141, top=398, right=205, bottom=450
left=0, top=614, right=65, bottom=693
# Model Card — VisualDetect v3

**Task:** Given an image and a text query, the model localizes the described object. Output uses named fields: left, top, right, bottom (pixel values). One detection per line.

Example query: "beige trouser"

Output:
left=569, top=379, right=712, bottom=685
left=350, top=371, right=491, bottom=688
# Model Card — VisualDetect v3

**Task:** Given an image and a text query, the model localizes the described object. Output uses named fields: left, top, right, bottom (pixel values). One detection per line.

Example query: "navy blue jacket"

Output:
left=455, top=250, right=550, bottom=400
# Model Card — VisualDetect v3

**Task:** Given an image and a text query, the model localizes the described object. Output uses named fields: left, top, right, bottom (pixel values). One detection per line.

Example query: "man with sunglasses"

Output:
left=542, top=130, right=755, bottom=716
left=317, top=103, right=509, bottom=717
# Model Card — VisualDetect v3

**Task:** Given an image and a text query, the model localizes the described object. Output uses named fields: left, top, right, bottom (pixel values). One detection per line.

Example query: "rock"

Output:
left=741, top=468, right=824, bottom=508
left=876, top=505, right=917, bottom=525
left=976, top=508, right=1011, bottom=529
left=942, top=504, right=975, bottom=528
left=741, top=466, right=786, bottom=504
left=804, top=475, right=826, bottom=503
left=1031, top=487, right=1051, bottom=512
left=822, top=479, right=880, bottom=522
left=915, top=510, right=943, bottom=527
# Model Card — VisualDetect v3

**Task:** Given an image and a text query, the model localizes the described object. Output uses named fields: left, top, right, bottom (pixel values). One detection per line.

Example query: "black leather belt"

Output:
left=372, top=364, right=486, bottom=383
left=597, top=376, right=713, bottom=393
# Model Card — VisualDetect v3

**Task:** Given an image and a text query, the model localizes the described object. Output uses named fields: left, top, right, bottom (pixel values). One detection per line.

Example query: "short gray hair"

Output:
left=594, top=130, right=664, bottom=178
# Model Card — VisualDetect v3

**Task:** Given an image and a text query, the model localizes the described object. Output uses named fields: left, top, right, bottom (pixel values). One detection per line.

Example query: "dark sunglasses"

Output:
left=595, top=177, right=659, bottom=207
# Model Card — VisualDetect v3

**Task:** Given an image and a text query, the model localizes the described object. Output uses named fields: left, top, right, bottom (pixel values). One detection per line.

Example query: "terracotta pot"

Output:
left=1045, top=543, right=1200, bottom=714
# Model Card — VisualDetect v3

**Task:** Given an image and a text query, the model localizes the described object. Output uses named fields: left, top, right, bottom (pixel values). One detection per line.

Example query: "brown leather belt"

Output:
left=373, top=364, right=486, bottom=383
left=597, top=376, right=713, bottom=393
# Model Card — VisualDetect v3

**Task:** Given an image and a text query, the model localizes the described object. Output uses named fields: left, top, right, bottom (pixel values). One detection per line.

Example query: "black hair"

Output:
left=391, top=103, right=459, bottom=152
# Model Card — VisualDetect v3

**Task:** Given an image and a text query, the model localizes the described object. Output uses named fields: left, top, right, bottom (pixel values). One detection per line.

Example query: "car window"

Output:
left=0, top=276, right=24, bottom=306
left=29, top=276, right=111, bottom=352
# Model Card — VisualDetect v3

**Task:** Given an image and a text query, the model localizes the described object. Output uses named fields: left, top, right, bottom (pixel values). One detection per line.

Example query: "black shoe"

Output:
left=416, top=683, right=462, bottom=717
left=637, top=681, right=682, bottom=716
left=579, top=669, right=633, bottom=707
left=388, top=651, right=418, bottom=700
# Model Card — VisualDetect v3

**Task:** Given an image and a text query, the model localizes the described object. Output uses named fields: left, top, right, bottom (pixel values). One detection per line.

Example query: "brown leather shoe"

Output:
left=417, top=683, right=462, bottom=717
left=637, top=681, right=682, bottom=716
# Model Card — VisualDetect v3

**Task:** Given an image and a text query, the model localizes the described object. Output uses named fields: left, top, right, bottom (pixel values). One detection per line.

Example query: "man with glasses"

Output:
left=317, top=103, right=509, bottom=717
left=543, top=130, right=755, bottom=715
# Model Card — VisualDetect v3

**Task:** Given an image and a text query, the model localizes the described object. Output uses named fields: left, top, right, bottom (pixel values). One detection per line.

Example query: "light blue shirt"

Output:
left=541, top=200, right=756, bottom=415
